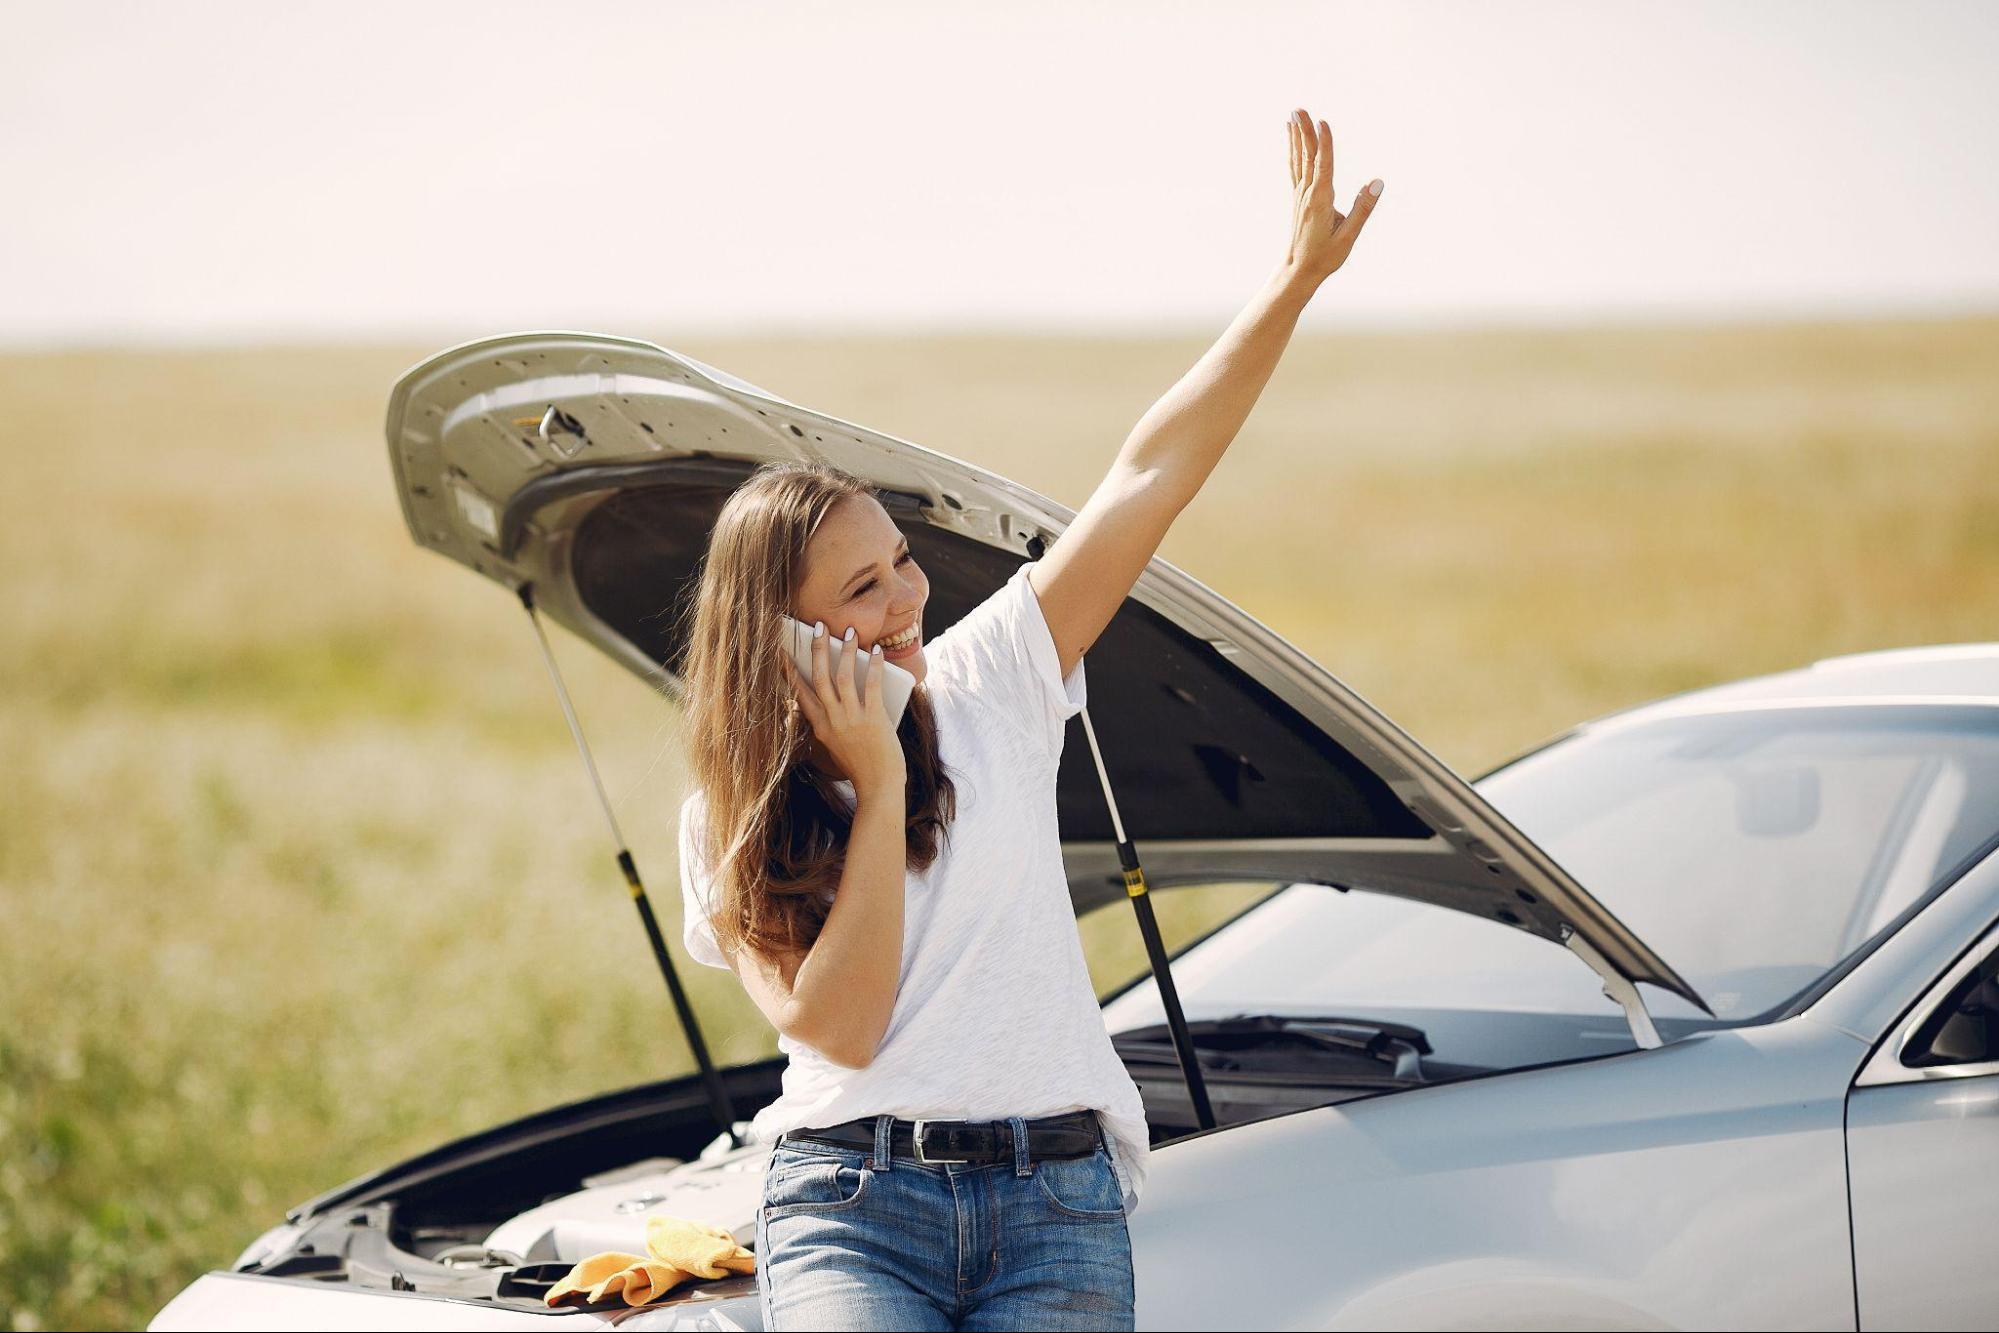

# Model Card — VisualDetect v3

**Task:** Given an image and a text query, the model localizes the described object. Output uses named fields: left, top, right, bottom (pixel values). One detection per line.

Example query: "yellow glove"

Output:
left=643, top=1216, right=758, bottom=1280
left=543, top=1216, right=756, bottom=1309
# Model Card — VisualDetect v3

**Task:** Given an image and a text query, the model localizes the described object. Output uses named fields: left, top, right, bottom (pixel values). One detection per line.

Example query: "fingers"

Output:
left=1294, top=110, right=1335, bottom=211
left=1286, top=105, right=1384, bottom=272
left=836, top=626, right=860, bottom=706
left=808, top=619, right=838, bottom=714
left=1335, top=176, right=1386, bottom=246
left=860, top=644, right=883, bottom=709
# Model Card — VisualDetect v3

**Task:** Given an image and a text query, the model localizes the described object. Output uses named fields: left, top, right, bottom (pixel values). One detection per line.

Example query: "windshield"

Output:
left=1476, top=703, right=1999, bottom=1020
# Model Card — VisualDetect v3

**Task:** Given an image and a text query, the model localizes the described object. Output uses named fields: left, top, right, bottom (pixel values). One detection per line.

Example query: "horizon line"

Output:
left=5, top=296, right=1997, bottom=357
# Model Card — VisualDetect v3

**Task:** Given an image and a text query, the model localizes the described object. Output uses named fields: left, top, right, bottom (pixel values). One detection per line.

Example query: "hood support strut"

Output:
left=1079, top=707, right=1218, bottom=1130
left=1563, top=927, right=1663, bottom=1049
left=518, top=583, right=743, bottom=1145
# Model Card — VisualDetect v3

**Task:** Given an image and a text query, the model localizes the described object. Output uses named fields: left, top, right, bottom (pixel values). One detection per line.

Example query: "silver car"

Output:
left=153, top=333, right=1999, bottom=1330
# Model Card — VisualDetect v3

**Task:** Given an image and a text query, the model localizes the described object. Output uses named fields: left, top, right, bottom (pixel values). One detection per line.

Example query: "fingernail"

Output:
left=814, top=621, right=825, bottom=637
left=844, top=626, right=855, bottom=642
left=872, top=645, right=882, bottom=655
left=1368, top=180, right=1383, bottom=197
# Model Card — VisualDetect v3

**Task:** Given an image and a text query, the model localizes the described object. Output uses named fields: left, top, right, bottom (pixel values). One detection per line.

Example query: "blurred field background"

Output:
left=3, top=316, right=1997, bottom=1330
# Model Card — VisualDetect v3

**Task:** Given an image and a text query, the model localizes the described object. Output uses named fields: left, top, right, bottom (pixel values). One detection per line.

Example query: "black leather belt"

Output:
left=779, top=1110, right=1104, bottom=1164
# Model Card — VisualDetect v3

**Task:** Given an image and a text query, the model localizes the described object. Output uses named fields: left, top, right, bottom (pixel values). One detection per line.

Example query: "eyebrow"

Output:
left=840, top=538, right=910, bottom=594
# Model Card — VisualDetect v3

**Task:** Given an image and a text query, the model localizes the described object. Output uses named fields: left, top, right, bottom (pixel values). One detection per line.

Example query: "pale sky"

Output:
left=6, top=0, right=1996, bottom=346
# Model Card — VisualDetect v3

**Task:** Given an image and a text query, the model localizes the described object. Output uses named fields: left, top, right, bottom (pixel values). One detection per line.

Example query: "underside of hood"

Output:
left=385, top=331, right=1706, bottom=1017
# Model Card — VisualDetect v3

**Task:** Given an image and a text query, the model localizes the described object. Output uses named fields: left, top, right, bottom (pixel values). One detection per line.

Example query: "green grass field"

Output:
left=3, top=316, right=1996, bottom=1330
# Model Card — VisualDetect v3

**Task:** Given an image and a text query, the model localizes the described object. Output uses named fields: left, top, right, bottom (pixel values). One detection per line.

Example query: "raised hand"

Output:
left=1284, top=108, right=1383, bottom=282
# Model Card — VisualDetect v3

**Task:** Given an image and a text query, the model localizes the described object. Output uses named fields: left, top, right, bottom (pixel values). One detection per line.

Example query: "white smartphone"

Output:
left=781, top=617, right=916, bottom=731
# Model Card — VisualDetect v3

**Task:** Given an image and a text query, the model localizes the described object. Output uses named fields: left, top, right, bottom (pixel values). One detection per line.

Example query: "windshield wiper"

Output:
left=1275, top=1018, right=1429, bottom=1080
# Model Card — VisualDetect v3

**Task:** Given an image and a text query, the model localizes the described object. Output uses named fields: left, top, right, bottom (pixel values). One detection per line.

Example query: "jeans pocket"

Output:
left=1032, top=1146, right=1127, bottom=1221
left=762, top=1155, right=872, bottom=1219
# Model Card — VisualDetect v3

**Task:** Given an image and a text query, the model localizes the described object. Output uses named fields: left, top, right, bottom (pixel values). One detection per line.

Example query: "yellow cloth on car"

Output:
left=542, top=1215, right=756, bottom=1309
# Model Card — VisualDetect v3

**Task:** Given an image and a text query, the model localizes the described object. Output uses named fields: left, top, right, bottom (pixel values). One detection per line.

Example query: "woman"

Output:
left=675, top=109, right=1382, bottom=1332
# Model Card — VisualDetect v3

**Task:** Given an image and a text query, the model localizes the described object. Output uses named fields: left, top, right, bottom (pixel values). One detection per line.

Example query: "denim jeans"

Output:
left=755, top=1113, right=1135, bottom=1331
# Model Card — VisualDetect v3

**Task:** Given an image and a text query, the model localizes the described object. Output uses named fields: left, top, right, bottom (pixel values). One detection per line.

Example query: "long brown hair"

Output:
left=677, top=461, right=957, bottom=963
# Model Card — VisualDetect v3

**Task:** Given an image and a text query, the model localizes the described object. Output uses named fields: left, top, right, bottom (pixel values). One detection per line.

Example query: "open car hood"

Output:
left=385, top=331, right=1705, bottom=1017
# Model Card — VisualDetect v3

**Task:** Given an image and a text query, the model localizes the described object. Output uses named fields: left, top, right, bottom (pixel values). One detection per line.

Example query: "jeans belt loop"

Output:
left=1007, top=1115, right=1032, bottom=1177
left=872, top=1113, right=894, bottom=1171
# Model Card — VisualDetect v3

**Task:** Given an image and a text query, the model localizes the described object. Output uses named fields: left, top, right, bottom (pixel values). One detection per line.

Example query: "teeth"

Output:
left=881, top=625, right=918, bottom=649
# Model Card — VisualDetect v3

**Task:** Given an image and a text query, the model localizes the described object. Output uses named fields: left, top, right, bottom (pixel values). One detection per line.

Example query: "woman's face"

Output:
left=792, top=494, right=931, bottom=685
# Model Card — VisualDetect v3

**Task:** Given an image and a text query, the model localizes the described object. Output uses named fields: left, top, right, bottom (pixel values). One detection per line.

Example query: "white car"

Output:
left=153, top=333, right=1999, bottom=1330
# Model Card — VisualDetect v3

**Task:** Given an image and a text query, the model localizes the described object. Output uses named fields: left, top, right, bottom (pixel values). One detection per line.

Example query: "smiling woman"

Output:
left=665, top=106, right=1384, bottom=1331
left=675, top=465, right=960, bottom=993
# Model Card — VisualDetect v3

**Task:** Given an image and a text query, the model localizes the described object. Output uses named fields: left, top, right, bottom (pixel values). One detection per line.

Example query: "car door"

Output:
left=1846, top=916, right=1999, bottom=1329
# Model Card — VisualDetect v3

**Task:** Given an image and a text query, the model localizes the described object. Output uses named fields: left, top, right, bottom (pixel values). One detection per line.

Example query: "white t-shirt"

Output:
left=677, top=561, right=1150, bottom=1213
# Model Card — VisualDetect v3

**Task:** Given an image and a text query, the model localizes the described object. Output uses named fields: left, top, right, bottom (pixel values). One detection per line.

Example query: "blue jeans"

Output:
left=755, top=1113, right=1135, bottom=1331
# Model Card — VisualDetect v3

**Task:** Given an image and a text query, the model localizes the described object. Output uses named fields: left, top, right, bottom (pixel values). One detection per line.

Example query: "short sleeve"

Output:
left=926, top=561, right=1088, bottom=765
left=676, top=791, right=732, bottom=970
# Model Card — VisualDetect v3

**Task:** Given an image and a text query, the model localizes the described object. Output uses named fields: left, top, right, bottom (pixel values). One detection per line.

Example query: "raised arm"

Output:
left=1029, top=108, right=1384, bottom=677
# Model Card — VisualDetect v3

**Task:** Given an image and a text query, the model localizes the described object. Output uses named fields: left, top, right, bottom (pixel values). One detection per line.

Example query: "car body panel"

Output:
left=1848, top=1076, right=1999, bottom=1329
left=383, top=329, right=1702, bottom=1009
left=1846, top=913, right=1999, bottom=1328
left=1127, top=1017, right=1865, bottom=1331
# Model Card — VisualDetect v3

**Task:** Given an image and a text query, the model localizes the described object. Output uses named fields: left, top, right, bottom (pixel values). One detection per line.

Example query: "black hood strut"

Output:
left=517, top=583, right=742, bottom=1148
left=1079, top=705, right=1216, bottom=1131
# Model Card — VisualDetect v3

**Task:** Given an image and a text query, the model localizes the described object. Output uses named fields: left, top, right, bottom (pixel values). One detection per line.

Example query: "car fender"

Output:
left=1128, top=1018, right=1866, bottom=1331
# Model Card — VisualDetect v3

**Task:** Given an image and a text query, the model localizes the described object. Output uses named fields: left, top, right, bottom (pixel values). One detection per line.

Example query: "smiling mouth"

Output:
left=879, top=622, right=921, bottom=652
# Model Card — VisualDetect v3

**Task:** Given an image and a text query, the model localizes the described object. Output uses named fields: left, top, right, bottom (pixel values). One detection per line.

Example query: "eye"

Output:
left=849, top=552, right=915, bottom=600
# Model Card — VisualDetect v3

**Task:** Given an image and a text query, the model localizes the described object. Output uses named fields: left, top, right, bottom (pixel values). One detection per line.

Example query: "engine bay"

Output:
left=222, top=1024, right=1495, bottom=1316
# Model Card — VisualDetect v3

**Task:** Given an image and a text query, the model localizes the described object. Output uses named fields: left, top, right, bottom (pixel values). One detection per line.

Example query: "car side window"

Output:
left=1904, top=943, right=1999, bottom=1068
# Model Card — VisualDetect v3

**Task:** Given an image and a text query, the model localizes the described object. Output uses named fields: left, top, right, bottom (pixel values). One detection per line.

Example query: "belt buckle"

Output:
left=911, top=1119, right=971, bottom=1164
